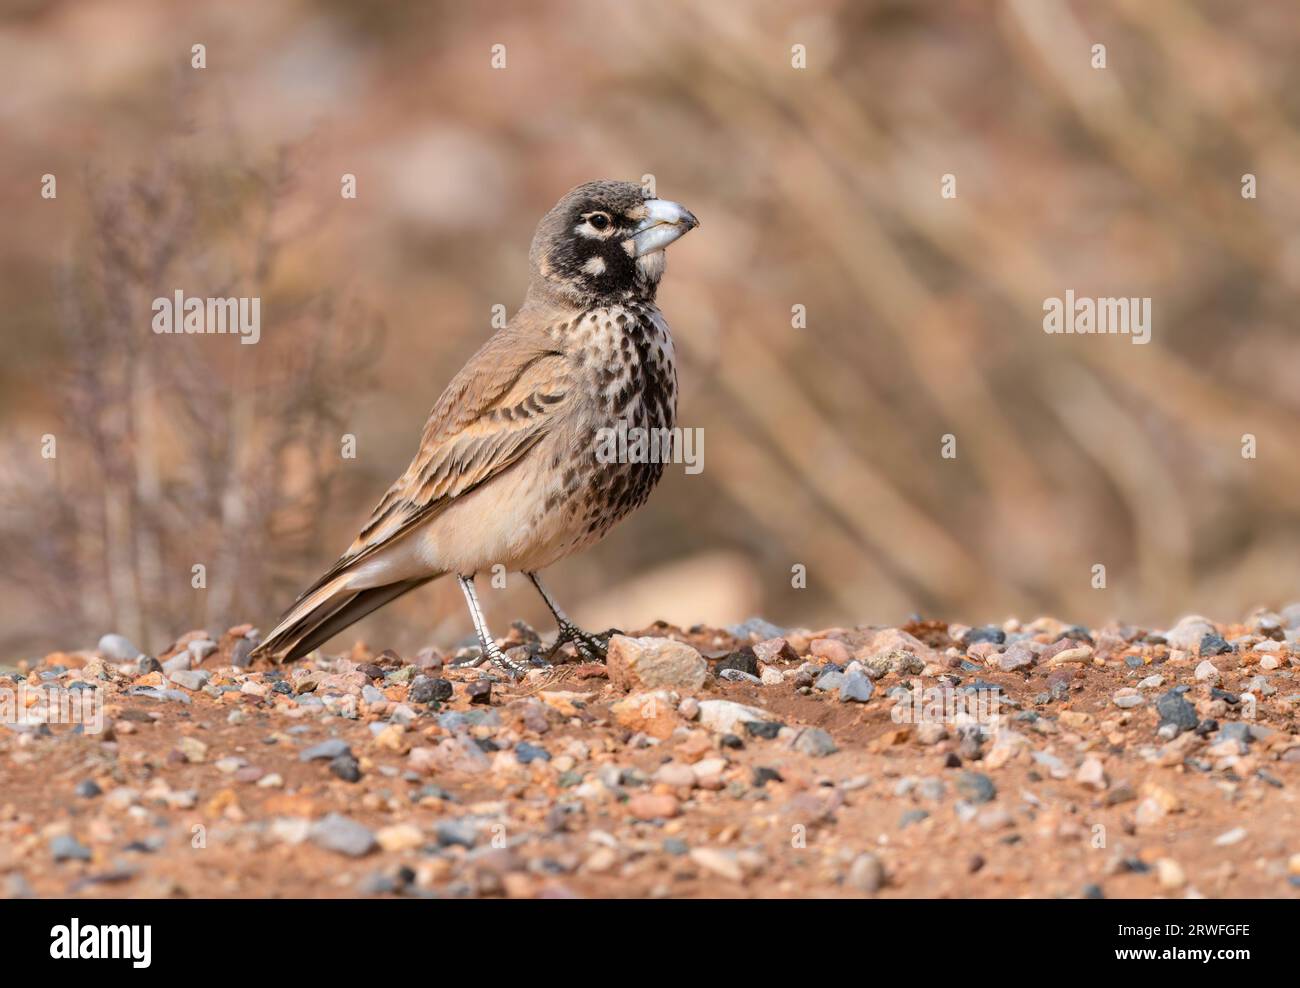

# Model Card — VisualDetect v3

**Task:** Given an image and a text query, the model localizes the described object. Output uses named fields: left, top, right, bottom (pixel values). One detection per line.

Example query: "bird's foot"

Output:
left=487, top=642, right=530, bottom=680
left=451, top=643, right=530, bottom=680
left=449, top=649, right=487, bottom=670
left=545, top=621, right=612, bottom=663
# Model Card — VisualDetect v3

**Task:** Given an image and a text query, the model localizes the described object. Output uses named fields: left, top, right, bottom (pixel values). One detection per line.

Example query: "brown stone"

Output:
left=626, top=792, right=679, bottom=819
left=606, top=635, right=707, bottom=692
left=610, top=690, right=681, bottom=740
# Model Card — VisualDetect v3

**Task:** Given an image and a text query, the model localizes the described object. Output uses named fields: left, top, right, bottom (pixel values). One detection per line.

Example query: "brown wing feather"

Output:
left=287, top=328, right=570, bottom=604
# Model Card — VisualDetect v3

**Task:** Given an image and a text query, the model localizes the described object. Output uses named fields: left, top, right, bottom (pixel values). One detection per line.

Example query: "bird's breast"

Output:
left=561, top=302, right=678, bottom=436
left=536, top=303, right=680, bottom=549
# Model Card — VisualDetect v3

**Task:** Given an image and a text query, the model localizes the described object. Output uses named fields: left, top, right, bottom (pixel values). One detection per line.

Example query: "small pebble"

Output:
left=300, top=739, right=352, bottom=762
left=956, top=772, right=997, bottom=804
left=330, top=754, right=362, bottom=782
left=838, top=670, right=874, bottom=703
left=1155, top=858, right=1186, bottom=889
left=846, top=853, right=885, bottom=893
left=51, top=834, right=92, bottom=862
left=309, top=814, right=376, bottom=857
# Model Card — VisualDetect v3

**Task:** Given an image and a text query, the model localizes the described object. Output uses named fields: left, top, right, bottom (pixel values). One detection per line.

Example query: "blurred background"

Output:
left=3, top=0, right=1300, bottom=661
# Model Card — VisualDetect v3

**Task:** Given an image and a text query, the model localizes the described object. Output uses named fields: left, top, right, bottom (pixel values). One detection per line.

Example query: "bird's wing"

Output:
left=291, top=328, right=571, bottom=601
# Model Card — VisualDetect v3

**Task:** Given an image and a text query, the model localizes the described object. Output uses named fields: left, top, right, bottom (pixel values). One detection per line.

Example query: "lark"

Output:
left=250, top=181, right=698, bottom=676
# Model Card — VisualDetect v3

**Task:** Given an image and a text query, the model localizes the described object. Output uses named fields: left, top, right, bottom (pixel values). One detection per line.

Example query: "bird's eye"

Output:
left=588, top=213, right=611, bottom=230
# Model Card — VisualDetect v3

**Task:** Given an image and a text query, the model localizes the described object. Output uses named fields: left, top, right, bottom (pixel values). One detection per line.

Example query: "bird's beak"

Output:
left=631, top=199, right=699, bottom=257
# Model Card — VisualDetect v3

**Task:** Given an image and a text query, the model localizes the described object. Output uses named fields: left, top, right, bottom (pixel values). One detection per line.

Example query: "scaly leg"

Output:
left=527, top=572, right=610, bottom=662
left=453, top=574, right=528, bottom=678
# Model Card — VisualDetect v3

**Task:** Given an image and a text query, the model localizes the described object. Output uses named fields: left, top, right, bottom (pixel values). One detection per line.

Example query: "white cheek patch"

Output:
left=636, top=250, right=665, bottom=284
left=621, top=239, right=636, bottom=257
left=582, top=256, right=607, bottom=276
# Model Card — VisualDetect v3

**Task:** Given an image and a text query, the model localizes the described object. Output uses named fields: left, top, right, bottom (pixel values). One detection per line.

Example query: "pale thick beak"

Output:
left=631, top=198, right=699, bottom=257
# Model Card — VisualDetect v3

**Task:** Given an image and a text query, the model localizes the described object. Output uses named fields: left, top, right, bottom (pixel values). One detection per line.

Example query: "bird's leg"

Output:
left=454, top=574, right=528, bottom=679
left=527, top=572, right=610, bottom=662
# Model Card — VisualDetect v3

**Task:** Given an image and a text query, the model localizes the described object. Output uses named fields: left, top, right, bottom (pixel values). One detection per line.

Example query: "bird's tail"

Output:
left=249, top=572, right=441, bottom=664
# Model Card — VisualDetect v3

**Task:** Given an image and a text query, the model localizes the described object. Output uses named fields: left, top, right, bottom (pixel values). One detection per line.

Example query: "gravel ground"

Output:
left=3, top=610, right=1300, bottom=899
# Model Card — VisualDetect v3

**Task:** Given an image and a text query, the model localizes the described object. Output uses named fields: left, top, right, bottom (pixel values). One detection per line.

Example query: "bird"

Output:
left=249, top=180, right=699, bottom=677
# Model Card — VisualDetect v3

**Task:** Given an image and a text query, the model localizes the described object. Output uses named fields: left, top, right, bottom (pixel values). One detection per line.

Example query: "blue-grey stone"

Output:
left=964, top=626, right=1005, bottom=646
left=1199, top=633, right=1233, bottom=656
left=1217, top=722, right=1252, bottom=744
left=956, top=771, right=997, bottom=804
left=899, top=809, right=930, bottom=828
left=168, top=670, right=209, bottom=692
left=435, top=819, right=478, bottom=848
left=791, top=727, right=837, bottom=757
left=309, top=814, right=376, bottom=857
left=97, top=633, right=142, bottom=661
left=814, top=670, right=845, bottom=692
left=727, top=617, right=786, bottom=641
left=161, top=652, right=192, bottom=674
left=438, top=709, right=500, bottom=733
left=330, top=754, right=362, bottom=782
left=1156, top=690, right=1198, bottom=732
left=838, top=670, right=874, bottom=703
left=188, top=639, right=219, bottom=661
left=300, top=739, right=352, bottom=761
left=51, top=834, right=92, bottom=862
left=515, top=741, right=550, bottom=764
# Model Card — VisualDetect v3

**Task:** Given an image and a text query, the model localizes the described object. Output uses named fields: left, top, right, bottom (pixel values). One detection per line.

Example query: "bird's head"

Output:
left=528, top=180, right=698, bottom=307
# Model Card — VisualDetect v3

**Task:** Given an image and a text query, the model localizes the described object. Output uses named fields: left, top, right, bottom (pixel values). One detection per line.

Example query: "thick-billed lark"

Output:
left=251, top=181, right=698, bottom=677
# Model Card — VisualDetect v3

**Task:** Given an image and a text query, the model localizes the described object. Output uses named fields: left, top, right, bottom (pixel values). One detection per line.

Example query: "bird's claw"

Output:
left=451, top=644, right=529, bottom=680
left=545, top=622, right=611, bottom=663
left=488, top=644, right=530, bottom=680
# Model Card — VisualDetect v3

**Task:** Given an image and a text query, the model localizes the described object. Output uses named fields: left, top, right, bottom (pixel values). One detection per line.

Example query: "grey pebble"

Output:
left=168, top=670, right=210, bottom=692
left=161, top=652, right=193, bottom=674
left=438, top=709, right=500, bottom=732
left=838, top=670, right=874, bottom=703
left=515, top=742, right=550, bottom=764
left=1156, top=689, right=1199, bottom=733
left=1217, top=722, right=1252, bottom=745
left=127, top=686, right=191, bottom=704
left=309, top=814, right=376, bottom=857
left=330, top=754, right=362, bottom=782
left=97, top=633, right=142, bottom=661
left=956, top=771, right=997, bottom=804
left=188, top=638, right=219, bottom=661
left=435, top=819, right=478, bottom=849
left=51, top=834, right=92, bottom=862
left=917, top=777, right=945, bottom=801
left=814, top=670, right=845, bottom=692
left=718, top=668, right=763, bottom=684
left=791, top=727, right=838, bottom=757
left=300, top=739, right=352, bottom=762
left=230, top=639, right=255, bottom=668
left=5, top=874, right=34, bottom=899
left=727, top=617, right=786, bottom=641
left=846, top=852, right=886, bottom=893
